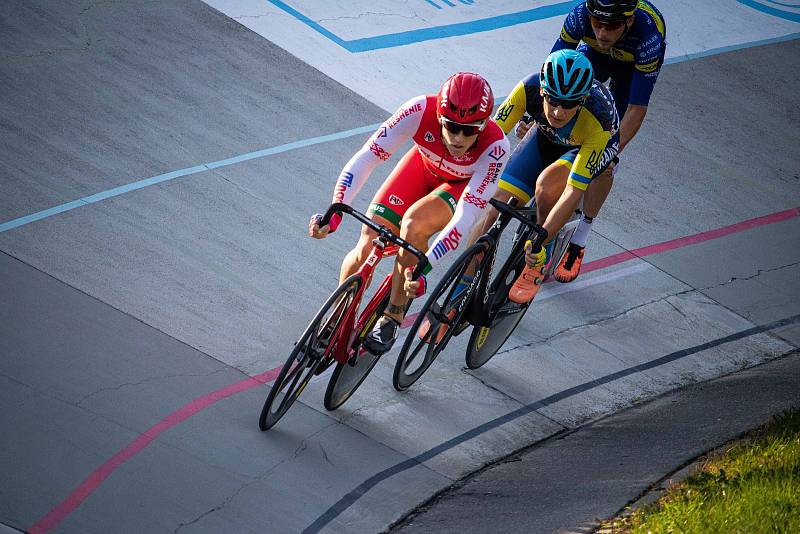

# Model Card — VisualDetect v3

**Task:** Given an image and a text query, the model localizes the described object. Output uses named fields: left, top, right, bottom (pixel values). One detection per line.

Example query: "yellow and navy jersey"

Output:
left=552, top=0, right=666, bottom=107
left=494, top=74, right=619, bottom=191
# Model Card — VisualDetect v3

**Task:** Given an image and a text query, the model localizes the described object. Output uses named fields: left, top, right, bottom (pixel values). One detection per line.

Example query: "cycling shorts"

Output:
left=367, top=148, right=466, bottom=228
left=498, top=128, right=618, bottom=204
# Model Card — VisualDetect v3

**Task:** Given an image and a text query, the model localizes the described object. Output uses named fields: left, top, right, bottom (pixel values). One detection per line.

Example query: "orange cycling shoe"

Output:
left=508, top=264, right=545, bottom=304
left=554, top=243, right=585, bottom=283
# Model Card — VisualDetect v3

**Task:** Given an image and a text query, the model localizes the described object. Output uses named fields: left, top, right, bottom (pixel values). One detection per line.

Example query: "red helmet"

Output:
left=437, top=72, right=494, bottom=124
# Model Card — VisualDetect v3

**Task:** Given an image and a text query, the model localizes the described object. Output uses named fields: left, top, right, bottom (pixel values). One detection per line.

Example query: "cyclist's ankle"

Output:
left=384, top=303, right=405, bottom=324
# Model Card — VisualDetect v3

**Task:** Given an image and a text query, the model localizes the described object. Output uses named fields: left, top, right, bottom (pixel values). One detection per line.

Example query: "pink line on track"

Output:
left=30, top=206, right=800, bottom=533
left=402, top=207, right=800, bottom=327
left=29, top=367, right=283, bottom=534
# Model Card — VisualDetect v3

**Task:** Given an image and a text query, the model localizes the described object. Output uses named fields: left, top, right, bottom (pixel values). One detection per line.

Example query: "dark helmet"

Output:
left=585, top=0, right=638, bottom=21
left=437, top=72, right=494, bottom=124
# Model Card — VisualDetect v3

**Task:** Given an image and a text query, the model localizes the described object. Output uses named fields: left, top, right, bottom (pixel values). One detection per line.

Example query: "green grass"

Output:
left=603, top=407, right=800, bottom=533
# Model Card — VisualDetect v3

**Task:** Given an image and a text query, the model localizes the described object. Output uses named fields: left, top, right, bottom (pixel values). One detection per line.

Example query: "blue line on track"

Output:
left=265, top=0, right=577, bottom=52
left=663, top=31, right=800, bottom=65
left=2, top=33, right=799, bottom=235
left=735, top=0, right=800, bottom=21
left=0, top=124, right=378, bottom=234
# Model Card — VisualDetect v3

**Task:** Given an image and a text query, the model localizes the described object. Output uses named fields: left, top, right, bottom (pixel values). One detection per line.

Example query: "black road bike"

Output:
left=393, top=197, right=582, bottom=390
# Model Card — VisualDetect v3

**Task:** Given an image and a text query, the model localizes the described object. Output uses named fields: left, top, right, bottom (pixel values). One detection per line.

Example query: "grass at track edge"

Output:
left=599, top=407, right=800, bottom=533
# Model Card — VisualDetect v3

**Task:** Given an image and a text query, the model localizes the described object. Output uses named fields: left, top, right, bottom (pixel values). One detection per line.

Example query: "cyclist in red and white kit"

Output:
left=309, top=72, right=510, bottom=355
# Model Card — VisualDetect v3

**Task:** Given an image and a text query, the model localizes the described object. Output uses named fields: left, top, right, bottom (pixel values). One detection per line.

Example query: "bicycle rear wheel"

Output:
left=393, top=242, right=487, bottom=391
left=259, top=274, right=362, bottom=430
left=323, top=290, right=390, bottom=411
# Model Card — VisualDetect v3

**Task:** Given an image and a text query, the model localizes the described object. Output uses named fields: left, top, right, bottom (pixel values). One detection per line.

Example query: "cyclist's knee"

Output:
left=350, top=229, right=378, bottom=262
left=595, top=165, right=614, bottom=185
left=399, top=213, right=433, bottom=243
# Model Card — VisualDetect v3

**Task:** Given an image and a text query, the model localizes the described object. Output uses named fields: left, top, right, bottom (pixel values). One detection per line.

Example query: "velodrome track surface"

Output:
left=1, top=1, right=799, bottom=533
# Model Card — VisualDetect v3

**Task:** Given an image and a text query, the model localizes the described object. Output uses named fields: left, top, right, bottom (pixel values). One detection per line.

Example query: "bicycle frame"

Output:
left=318, top=203, right=428, bottom=365
left=327, top=243, right=397, bottom=365
left=465, top=199, right=546, bottom=328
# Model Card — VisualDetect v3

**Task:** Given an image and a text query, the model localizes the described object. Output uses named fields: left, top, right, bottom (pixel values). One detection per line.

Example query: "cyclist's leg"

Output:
left=339, top=148, right=425, bottom=283
left=555, top=133, right=620, bottom=282
left=503, top=131, right=562, bottom=303
left=362, top=151, right=447, bottom=354
left=388, top=191, right=454, bottom=320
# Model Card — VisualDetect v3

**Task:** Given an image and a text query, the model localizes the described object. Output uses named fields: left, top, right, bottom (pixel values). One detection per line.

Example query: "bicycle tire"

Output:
left=465, top=228, right=532, bottom=370
left=393, top=242, right=487, bottom=391
left=323, top=292, right=390, bottom=410
left=465, top=216, right=578, bottom=369
left=258, top=274, right=362, bottom=430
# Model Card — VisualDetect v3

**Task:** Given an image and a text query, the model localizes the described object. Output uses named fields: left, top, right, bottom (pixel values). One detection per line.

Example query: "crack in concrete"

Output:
left=714, top=260, right=800, bottom=287
left=212, top=169, right=269, bottom=203
left=173, top=475, right=258, bottom=533
left=460, top=368, right=567, bottom=430
left=494, top=258, right=800, bottom=357
left=316, top=11, right=422, bottom=24
left=174, top=419, right=340, bottom=530
left=496, top=287, right=699, bottom=356
left=76, top=368, right=228, bottom=407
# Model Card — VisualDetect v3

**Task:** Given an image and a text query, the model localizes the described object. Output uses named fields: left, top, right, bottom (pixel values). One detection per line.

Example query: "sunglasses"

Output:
left=440, top=117, right=485, bottom=136
left=544, top=94, right=584, bottom=109
left=589, top=16, right=626, bottom=31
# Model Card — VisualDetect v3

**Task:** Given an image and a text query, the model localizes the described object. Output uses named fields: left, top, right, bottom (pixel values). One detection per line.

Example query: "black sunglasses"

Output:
left=544, top=94, right=584, bottom=109
left=440, top=117, right=484, bottom=136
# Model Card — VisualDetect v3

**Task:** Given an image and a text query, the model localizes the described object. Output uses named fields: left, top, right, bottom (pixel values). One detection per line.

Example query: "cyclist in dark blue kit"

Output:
left=536, top=0, right=666, bottom=282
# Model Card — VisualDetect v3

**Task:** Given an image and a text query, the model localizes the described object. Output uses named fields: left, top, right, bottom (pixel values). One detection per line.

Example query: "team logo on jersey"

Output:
left=389, top=194, right=404, bottom=206
left=333, top=172, right=354, bottom=203
left=369, top=141, right=391, bottom=161
left=489, top=145, right=506, bottom=161
left=463, top=193, right=488, bottom=210
left=585, top=150, right=600, bottom=174
left=431, top=227, right=463, bottom=260
left=387, top=103, right=423, bottom=129
left=495, top=103, right=514, bottom=122
left=424, top=131, right=435, bottom=142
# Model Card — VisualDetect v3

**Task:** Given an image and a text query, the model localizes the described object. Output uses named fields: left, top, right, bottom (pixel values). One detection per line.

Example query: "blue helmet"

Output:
left=540, top=49, right=594, bottom=101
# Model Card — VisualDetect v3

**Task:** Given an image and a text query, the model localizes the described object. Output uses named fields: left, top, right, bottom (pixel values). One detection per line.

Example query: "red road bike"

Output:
left=259, top=203, right=427, bottom=430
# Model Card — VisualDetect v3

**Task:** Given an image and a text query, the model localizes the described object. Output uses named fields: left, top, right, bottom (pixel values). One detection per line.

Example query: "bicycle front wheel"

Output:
left=393, top=242, right=487, bottom=391
left=323, top=291, right=389, bottom=411
left=259, top=274, right=362, bottom=430
left=465, top=234, right=530, bottom=370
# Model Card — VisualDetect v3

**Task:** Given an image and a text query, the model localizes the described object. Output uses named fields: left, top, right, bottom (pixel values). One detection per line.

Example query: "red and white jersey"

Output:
left=331, top=95, right=510, bottom=269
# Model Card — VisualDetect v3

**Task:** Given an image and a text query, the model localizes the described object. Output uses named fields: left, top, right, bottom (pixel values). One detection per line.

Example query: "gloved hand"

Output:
left=524, top=240, right=547, bottom=268
left=308, top=212, right=342, bottom=239
left=403, top=267, right=427, bottom=299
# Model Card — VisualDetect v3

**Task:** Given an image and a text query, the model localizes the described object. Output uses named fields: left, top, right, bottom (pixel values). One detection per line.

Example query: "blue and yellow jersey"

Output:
left=494, top=73, right=619, bottom=191
left=552, top=0, right=666, bottom=107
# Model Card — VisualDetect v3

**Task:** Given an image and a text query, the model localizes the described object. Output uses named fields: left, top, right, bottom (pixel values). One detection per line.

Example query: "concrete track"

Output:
left=1, top=1, right=799, bottom=533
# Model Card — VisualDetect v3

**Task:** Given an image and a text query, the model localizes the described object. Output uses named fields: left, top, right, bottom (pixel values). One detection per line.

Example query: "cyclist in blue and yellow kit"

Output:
left=542, top=0, right=666, bottom=282
left=491, top=49, right=620, bottom=304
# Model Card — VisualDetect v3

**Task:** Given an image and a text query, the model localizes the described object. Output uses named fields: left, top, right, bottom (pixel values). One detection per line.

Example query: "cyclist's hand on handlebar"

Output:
left=308, top=214, right=330, bottom=239
left=524, top=240, right=547, bottom=268
left=308, top=212, right=342, bottom=239
left=403, top=267, right=427, bottom=299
